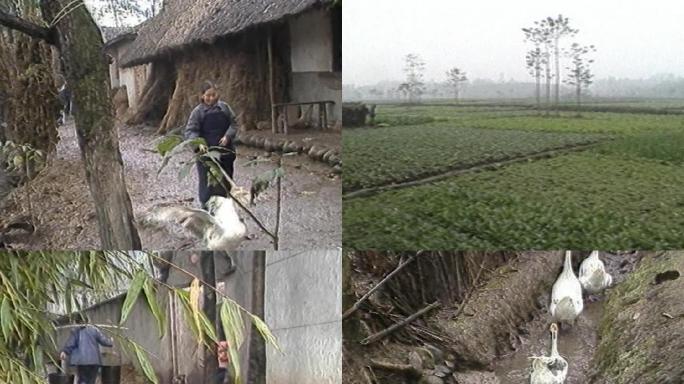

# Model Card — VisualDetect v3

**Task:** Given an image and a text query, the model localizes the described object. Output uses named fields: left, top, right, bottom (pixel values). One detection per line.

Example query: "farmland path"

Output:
left=343, top=140, right=607, bottom=200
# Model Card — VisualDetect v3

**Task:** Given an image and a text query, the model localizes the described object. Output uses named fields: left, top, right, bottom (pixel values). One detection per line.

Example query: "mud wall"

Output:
left=265, top=249, right=342, bottom=384
left=153, top=29, right=287, bottom=134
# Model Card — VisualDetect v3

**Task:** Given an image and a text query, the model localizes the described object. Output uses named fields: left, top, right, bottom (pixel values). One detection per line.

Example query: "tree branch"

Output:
left=361, top=301, right=441, bottom=345
left=0, top=9, right=55, bottom=44
left=342, top=252, right=421, bottom=320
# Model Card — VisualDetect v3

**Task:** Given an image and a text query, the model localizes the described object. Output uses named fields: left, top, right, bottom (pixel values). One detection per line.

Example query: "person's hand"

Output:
left=198, top=144, right=208, bottom=153
left=60, top=352, right=67, bottom=361
left=218, top=136, right=230, bottom=147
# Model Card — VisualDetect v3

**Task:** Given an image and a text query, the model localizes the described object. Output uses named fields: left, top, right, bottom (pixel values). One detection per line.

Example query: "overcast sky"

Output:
left=343, top=0, right=684, bottom=85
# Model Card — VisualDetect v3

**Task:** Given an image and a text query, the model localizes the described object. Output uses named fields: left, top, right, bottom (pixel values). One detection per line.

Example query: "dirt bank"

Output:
left=590, top=251, right=684, bottom=384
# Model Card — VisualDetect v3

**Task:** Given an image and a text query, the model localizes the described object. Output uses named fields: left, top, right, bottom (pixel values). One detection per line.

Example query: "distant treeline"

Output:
left=344, top=75, right=684, bottom=102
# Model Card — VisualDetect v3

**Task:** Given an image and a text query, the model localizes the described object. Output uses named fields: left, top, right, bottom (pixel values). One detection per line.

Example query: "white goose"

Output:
left=549, top=251, right=584, bottom=325
left=529, top=323, right=568, bottom=384
left=145, top=195, right=247, bottom=250
left=578, top=251, right=612, bottom=294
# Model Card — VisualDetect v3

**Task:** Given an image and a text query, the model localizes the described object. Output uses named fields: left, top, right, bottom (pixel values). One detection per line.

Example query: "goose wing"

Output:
left=147, top=206, right=220, bottom=241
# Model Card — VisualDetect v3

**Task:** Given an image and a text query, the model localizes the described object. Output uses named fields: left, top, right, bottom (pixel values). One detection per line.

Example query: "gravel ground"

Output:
left=0, top=119, right=341, bottom=250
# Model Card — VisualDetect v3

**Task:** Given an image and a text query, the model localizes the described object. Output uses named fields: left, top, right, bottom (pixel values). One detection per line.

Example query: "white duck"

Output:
left=549, top=251, right=584, bottom=326
left=529, top=323, right=568, bottom=384
left=145, top=195, right=247, bottom=250
left=578, top=251, right=612, bottom=294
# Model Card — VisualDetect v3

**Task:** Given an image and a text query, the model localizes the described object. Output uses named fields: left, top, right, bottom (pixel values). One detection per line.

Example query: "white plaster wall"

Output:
left=289, top=9, right=333, bottom=72
left=265, top=249, right=342, bottom=384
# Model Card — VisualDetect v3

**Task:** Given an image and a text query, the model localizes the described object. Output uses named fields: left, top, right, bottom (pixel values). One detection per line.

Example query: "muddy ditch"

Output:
left=344, top=251, right=681, bottom=384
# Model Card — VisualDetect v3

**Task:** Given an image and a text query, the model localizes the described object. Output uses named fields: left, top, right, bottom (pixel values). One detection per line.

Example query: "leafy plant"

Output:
left=0, top=252, right=280, bottom=384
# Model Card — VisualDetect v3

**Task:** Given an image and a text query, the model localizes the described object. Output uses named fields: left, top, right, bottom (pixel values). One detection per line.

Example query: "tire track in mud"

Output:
left=343, top=140, right=609, bottom=200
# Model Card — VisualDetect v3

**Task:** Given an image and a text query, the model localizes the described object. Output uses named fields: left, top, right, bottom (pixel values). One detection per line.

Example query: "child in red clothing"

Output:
left=216, top=341, right=231, bottom=384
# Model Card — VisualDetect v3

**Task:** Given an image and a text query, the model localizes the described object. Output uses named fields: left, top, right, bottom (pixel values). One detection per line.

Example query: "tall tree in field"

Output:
left=525, top=47, right=544, bottom=110
left=564, top=43, right=595, bottom=114
left=543, top=15, right=577, bottom=110
left=0, top=0, right=141, bottom=248
left=400, top=53, right=425, bottom=103
left=522, top=24, right=552, bottom=114
left=446, top=67, right=468, bottom=103
left=89, top=0, right=162, bottom=27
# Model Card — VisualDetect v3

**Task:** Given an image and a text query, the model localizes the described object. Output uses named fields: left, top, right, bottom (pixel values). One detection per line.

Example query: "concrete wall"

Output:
left=288, top=9, right=342, bottom=124
left=54, top=252, right=260, bottom=383
left=265, top=249, right=342, bottom=384
left=291, top=71, right=342, bottom=124
left=289, top=9, right=333, bottom=72
left=53, top=251, right=341, bottom=383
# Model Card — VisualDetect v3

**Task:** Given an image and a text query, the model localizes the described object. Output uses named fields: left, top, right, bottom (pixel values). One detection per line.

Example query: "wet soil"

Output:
left=491, top=252, right=641, bottom=383
left=0, top=119, right=341, bottom=249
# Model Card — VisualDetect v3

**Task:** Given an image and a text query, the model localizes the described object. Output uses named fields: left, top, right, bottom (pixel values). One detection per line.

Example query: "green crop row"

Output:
left=342, top=124, right=605, bottom=191
left=343, top=153, right=684, bottom=250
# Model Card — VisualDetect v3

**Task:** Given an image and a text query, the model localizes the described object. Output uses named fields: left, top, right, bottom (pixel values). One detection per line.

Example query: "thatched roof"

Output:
left=100, top=26, right=135, bottom=42
left=120, top=0, right=332, bottom=68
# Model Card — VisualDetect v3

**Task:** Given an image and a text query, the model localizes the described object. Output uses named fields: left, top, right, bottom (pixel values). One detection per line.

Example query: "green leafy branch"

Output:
left=154, top=135, right=286, bottom=249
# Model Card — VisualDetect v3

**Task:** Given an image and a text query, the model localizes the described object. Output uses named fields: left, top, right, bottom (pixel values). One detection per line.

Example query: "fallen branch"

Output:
left=369, top=359, right=422, bottom=378
left=361, top=301, right=441, bottom=345
left=343, top=252, right=422, bottom=320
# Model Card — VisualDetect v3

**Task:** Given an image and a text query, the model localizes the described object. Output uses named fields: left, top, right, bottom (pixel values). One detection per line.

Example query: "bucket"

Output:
left=101, top=365, right=122, bottom=384
left=48, top=373, right=74, bottom=384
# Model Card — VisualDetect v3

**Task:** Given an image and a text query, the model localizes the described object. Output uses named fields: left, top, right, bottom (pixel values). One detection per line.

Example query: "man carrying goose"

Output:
left=530, top=250, right=613, bottom=383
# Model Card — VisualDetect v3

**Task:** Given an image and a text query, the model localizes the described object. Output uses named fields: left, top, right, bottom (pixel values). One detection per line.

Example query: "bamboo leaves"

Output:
left=132, top=342, right=159, bottom=384
left=142, top=277, right=166, bottom=338
left=120, top=270, right=146, bottom=324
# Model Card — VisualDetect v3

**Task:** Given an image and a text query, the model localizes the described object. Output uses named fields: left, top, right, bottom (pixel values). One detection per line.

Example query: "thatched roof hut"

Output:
left=120, top=0, right=332, bottom=68
left=118, top=0, right=341, bottom=134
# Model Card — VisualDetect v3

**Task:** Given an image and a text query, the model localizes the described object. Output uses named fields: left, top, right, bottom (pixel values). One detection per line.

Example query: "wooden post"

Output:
left=267, top=30, right=277, bottom=134
left=283, top=106, right=288, bottom=135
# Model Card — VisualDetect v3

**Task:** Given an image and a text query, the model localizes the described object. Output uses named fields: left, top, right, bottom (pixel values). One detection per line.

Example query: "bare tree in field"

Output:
left=89, top=0, right=163, bottom=27
left=564, top=43, right=596, bottom=114
left=525, top=47, right=544, bottom=110
left=446, top=67, right=468, bottom=103
left=399, top=53, right=426, bottom=104
left=544, top=15, right=577, bottom=110
left=522, top=24, right=552, bottom=114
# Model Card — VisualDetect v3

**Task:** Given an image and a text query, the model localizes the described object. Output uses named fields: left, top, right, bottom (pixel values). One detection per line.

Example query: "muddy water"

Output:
left=491, top=253, right=640, bottom=383
left=493, top=299, right=603, bottom=383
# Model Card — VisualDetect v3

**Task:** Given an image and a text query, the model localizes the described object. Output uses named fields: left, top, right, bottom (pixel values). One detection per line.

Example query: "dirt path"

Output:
left=491, top=253, right=640, bottom=383
left=0, top=120, right=341, bottom=249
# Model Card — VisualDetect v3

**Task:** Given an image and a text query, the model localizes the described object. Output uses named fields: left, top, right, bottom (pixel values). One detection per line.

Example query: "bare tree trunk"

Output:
left=544, top=46, right=551, bottom=116
left=576, top=82, right=581, bottom=116
left=535, top=72, right=541, bottom=111
left=39, top=0, right=141, bottom=249
left=554, top=37, right=560, bottom=113
left=201, top=252, right=218, bottom=382
left=247, top=252, right=266, bottom=384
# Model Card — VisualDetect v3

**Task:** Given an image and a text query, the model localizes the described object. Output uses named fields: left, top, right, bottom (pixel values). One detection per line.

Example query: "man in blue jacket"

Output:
left=59, top=315, right=114, bottom=384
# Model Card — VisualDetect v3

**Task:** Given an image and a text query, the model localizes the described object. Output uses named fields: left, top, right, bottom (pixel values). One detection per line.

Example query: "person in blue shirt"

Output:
left=184, top=80, right=239, bottom=209
left=59, top=315, right=113, bottom=384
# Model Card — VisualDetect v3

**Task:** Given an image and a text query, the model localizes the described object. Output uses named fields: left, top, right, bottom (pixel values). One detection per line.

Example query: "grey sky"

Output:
left=343, top=0, right=684, bottom=85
